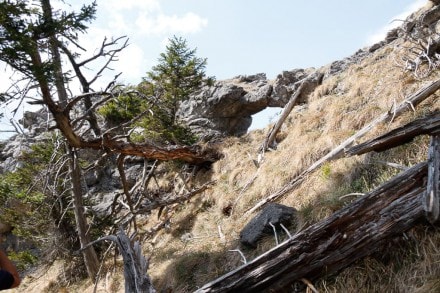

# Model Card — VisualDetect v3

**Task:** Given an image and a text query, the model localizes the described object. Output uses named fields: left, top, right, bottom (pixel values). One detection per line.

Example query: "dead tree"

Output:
left=197, top=162, right=427, bottom=292
left=82, top=227, right=156, bottom=293
left=393, top=4, right=440, bottom=78
left=0, top=0, right=218, bottom=282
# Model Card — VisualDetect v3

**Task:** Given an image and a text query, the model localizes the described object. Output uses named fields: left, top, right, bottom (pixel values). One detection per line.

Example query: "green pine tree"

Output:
left=139, top=36, right=214, bottom=145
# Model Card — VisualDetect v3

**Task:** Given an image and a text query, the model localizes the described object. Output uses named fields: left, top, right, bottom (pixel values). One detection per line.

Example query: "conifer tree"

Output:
left=141, top=36, right=213, bottom=144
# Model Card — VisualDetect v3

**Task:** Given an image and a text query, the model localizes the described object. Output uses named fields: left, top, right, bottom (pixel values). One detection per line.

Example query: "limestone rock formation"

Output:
left=177, top=69, right=323, bottom=140
left=176, top=74, right=271, bottom=140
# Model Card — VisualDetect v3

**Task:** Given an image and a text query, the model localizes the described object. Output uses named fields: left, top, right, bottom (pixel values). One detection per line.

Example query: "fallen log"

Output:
left=424, top=134, right=440, bottom=223
left=197, top=162, right=427, bottom=292
left=345, top=111, right=440, bottom=156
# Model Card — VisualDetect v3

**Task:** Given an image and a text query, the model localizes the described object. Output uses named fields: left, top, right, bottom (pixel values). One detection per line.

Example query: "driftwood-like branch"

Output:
left=395, top=5, right=440, bottom=78
left=59, top=37, right=128, bottom=136
left=424, top=134, right=440, bottom=223
left=261, top=82, right=306, bottom=151
left=197, top=162, right=427, bottom=292
left=79, top=228, right=156, bottom=293
left=346, top=111, right=440, bottom=156
left=245, top=78, right=440, bottom=217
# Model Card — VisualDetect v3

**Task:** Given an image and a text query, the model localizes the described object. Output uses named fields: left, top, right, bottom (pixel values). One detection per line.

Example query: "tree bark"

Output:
left=80, top=137, right=219, bottom=165
left=197, top=162, right=427, bottom=292
left=345, top=111, right=440, bottom=156
left=68, top=146, right=100, bottom=281
left=115, top=228, right=156, bottom=293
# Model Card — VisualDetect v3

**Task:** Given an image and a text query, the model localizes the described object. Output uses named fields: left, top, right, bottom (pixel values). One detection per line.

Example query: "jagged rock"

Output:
left=235, top=73, right=267, bottom=83
left=84, top=169, right=100, bottom=187
left=90, top=191, right=119, bottom=218
left=422, top=4, right=440, bottom=26
left=176, top=76, right=273, bottom=139
left=125, top=164, right=143, bottom=189
left=324, top=49, right=370, bottom=80
left=369, top=41, right=386, bottom=52
left=239, top=203, right=297, bottom=248
left=271, top=68, right=314, bottom=106
left=19, top=108, right=51, bottom=135
left=0, top=136, right=35, bottom=173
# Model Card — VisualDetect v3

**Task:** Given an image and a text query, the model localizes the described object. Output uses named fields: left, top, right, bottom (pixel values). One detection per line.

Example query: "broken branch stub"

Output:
left=424, top=134, right=440, bottom=223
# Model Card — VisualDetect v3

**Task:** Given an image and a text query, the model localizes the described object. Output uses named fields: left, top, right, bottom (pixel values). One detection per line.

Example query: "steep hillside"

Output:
left=6, top=2, right=440, bottom=293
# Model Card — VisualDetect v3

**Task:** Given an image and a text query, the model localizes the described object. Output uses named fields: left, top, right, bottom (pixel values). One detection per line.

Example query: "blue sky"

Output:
left=83, top=0, right=426, bottom=82
left=0, top=0, right=428, bottom=136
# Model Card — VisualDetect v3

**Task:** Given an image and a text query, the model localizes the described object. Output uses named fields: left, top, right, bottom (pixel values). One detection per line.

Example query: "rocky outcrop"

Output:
left=177, top=69, right=322, bottom=140
left=239, top=203, right=297, bottom=248
left=176, top=74, right=271, bottom=139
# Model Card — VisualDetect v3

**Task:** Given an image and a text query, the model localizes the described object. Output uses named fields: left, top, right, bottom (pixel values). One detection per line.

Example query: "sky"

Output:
left=0, top=0, right=428, bottom=137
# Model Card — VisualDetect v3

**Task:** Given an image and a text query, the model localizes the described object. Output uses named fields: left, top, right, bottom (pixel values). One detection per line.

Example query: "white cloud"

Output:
left=366, top=0, right=426, bottom=45
left=103, top=0, right=160, bottom=12
left=98, top=0, right=207, bottom=36
left=115, top=44, right=148, bottom=83
left=136, top=12, right=208, bottom=35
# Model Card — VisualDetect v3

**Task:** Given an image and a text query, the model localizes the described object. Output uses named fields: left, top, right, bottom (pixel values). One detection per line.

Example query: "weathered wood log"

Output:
left=81, top=227, right=156, bottom=293
left=345, top=111, right=440, bottom=156
left=261, top=82, right=306, bottom=151
left=245, top=78, right=440, bottom=217
left=197, top=162, right=427, bottom=292
left=424, top=135, right=440, bottom=223
left=115, top=228, right=156, bottom=293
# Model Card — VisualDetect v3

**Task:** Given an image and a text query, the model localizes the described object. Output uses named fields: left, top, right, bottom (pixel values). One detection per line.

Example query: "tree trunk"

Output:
left=115, top=228, right=156, bottom=293
left=68, top=146, right=100, bottom=281
left=197, top=162, right=427, bottom=292
left=41, top=0, right=69, bottom=108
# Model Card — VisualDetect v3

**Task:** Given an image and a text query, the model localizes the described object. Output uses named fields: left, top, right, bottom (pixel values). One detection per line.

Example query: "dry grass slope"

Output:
left=143, top=35, right=440, bottom=292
